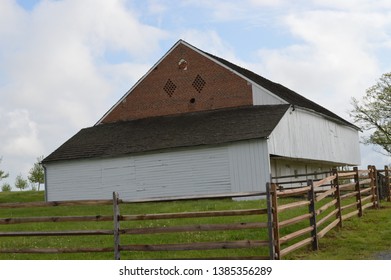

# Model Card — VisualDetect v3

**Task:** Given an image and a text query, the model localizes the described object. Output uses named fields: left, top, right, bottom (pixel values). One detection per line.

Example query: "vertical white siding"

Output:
left=130, top=147, right=232, bottom=199
left=270, top=158, right=334, bottom=178
left=270, top=157, right=335, bottom=189
left=45, top=160, right=107, bottom=201
left=228, top=139, right=270, bottom=193
left=252, top=84, right=286, bottom=105
left=268, top=108, right=361, bottom=165
left=45, top=140, right=271, bottom=201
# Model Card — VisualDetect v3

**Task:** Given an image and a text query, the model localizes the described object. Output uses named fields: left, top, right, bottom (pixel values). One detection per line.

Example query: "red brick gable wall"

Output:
left=100, top=43, right=253, bottom=123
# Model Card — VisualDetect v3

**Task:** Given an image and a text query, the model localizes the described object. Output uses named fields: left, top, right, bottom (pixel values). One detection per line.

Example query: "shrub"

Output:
left=1, top=183, right=11, bottom=192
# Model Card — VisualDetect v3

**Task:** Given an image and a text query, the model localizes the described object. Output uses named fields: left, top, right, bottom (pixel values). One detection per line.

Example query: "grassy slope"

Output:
left=0, top=191, right=45, bottom=203
left=289, top=202, right=391, bottom=260
left=0, top=191, right=390, bottom=260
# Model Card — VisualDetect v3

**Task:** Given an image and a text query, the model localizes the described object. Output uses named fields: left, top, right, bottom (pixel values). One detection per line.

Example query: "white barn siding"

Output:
left=268, top=108, right=360, bottom=165
left=270, top=158, right=334, bottom=179
left=45, top=140, right=270, bottom=201
left=252, top=84, right=286, bottom=106
left=45, top=160, right=106, bottom=201
left=131, top=147, right=232, bottom=198
left=228, top=139, right=270, bottom=193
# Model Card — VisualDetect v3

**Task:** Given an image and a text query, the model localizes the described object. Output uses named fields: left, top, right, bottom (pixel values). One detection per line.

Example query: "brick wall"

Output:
left=101, top=42, right=253, bottom=123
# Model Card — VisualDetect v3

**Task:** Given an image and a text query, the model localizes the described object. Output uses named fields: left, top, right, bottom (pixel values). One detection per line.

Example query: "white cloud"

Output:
left=1, top=109, right=44, bottom=157
left=179, top=29, right=238, bottom=60
left=146, top=0, right=168, bottom=15
left=1, top=0, right=389, bottom=188
left=254, top=8, right=391, bottom=119
left=249, top=0, right=283, bottom=6
left=310, top=0, right=391, bottom=11
left=0, top=109, right=44, bottom=187
left=360, top=144, right=390, bottom=169
left=1, top=0, right=167, bottom=112
left=182, top=0, right=282, bottom=23
left=0, top=0, right=168, bottom=186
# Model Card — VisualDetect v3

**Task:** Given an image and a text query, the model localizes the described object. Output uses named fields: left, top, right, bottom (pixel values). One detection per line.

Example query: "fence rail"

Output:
left=0, top=191, right=271, bottom=260
left=0, top=166, right=389, bottom=259
left=268, top=165, right=382, bottom=259
left=114, top=191, right=271, bottom=260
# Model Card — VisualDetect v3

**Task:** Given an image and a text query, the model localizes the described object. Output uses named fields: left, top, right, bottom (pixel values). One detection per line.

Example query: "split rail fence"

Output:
left=0, top=166, right=389, bottom=260
left=0, top=192, right=271, bottom=260
left=269, top=166, right=383, bottom=259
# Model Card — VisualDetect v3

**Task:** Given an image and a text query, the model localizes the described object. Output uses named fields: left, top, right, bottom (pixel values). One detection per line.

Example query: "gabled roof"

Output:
left=97, top=40, right=355, bottom=128
left=43, top=105, right=289, bottom=163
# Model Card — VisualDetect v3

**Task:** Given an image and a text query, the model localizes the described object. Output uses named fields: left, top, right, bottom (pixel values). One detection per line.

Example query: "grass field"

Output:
left=289, top=202, right=391, bottom=260
left=0, top=191, right=390, bottom=260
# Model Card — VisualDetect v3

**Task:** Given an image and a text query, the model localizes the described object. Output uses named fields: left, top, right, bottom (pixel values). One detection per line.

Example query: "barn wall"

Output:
left=228, top=139, right=270, bottom=193
left=252, top=84, right=286, bottom=106
left=45, top=140, right=269, bottom=201
left=100, top=43, right=253, bottom=123
left=268, top=107, right=361, bottom=165
left=270, top=157, right=334, bottom=179
left=270, top=157, right=335, bottom=189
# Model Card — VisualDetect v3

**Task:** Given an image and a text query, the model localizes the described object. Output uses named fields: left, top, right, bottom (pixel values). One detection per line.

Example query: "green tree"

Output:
left=0, top=157, right=9, bottom=182
left=351, top=72, right=391, bottom=156
left=1, top=183, right=11, bottom=192
left=28, top=156, right=45, bottom=191
left=15, top=174, right=28, bottom=191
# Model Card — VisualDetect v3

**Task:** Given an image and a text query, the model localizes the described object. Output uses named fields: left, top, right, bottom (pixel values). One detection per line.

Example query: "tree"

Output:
left=350, top=72, right=391, bottom=156
left=28, top=156, right=45, bottom=191
left=1, top=183, right=11, bottom=192
left=0, top=157, right=9, bottom=182
left=15, top=174, right=28, bottom=191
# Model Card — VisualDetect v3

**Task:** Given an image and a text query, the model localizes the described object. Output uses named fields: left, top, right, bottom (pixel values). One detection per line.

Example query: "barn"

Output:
left=42, top=40, right=360, bottom=201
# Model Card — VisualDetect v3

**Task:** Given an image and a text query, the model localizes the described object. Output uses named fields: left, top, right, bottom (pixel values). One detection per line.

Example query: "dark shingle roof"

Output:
left=43, top=105, right=289, bottom=163
left=203, top=51, right=355, bottom=127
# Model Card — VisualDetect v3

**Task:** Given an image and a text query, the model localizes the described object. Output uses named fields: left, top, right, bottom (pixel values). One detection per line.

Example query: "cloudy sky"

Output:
left=0, top=0, right=390, bottom=189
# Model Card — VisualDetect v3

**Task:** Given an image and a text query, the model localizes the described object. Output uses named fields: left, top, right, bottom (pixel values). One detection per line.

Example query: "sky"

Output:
left=0, top=0, right=390, bottom=189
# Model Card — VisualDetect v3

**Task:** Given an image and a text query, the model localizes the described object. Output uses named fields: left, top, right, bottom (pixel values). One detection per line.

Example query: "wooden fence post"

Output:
left=266, top=183, right=275, bottom=260
left=385, top=166, right=391, bottom=202
left=369, top=166, right=379, bottom=209
left=333, top=168, right=342, bottom=228
left=113, top=192, right=121, bottom=260
left=373, top=166, right=380, bottom=208
left=368, top=165, right=375, bottom=208
left=307, top=180, right=318, bottom=251
left=354, top=167, right=363, bottom=218
left=270, top=183, right=280, bottom=260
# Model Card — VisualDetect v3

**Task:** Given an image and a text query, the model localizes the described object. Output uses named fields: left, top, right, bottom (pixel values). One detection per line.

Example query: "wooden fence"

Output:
left=377, top=166, right=391, bottom=202
left=0, top=166, right=388, bottom=260
left=269, top=166, right=380, bottom=259
left=0, top=192, right=271, bottom=260
left=0, top=198, right=115, bottom=255
left=114, top=192, right=272, bottom=260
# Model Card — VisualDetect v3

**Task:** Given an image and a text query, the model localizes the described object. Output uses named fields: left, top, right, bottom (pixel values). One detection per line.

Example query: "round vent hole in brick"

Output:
left=178, top=59, right=188, bottom=70
left=190, top=98, right=195, bottom=103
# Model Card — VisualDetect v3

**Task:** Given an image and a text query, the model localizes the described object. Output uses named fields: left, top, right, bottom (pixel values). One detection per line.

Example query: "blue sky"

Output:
left=1, top=0, right=390, bottom=189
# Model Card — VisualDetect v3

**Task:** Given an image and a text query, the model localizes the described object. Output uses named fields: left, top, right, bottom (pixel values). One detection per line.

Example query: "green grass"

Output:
left=0, top=191, right=391, bottom=260
left=0, top=191, right=45, bottom=203
left=0, top=191, right=269, bottom=260
left=288, top=202, right=391, bottom=260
